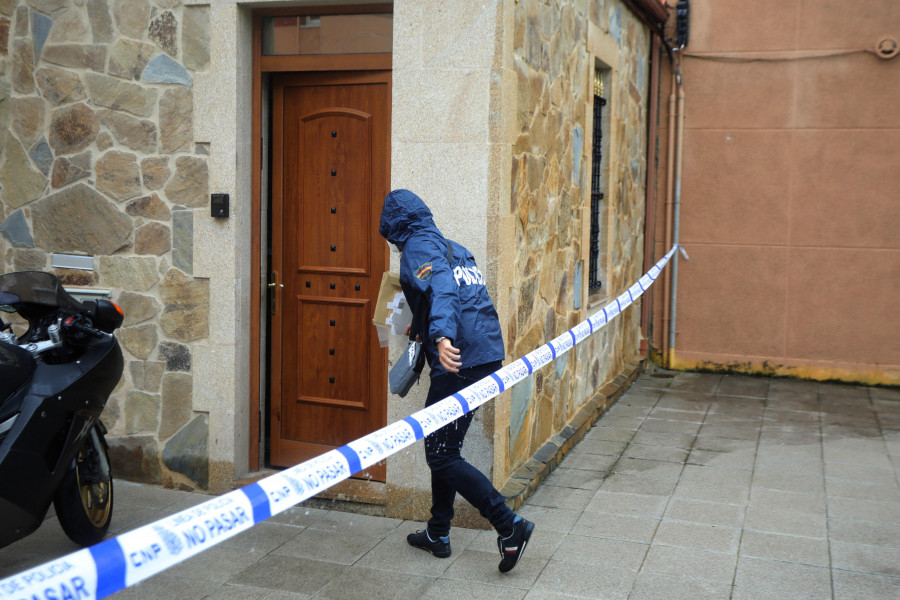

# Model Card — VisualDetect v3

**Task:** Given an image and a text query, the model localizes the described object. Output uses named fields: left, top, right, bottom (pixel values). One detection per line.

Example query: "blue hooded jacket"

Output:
left=379, top=189, right=505, bottom=377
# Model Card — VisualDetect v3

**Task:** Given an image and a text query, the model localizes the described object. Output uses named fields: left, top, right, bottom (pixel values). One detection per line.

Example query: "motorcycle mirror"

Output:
left=0, top=291, right=18, bottom=311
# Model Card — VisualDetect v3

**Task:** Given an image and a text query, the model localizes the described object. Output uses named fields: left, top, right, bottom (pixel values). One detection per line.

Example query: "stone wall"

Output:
left=501, top=0, right=650, bottom=476
left=0, top=0, right=212, bottom=490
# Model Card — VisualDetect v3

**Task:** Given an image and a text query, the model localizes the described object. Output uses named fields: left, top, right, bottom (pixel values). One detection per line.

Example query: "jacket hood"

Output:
left=379, top=189, right=442, bottom=246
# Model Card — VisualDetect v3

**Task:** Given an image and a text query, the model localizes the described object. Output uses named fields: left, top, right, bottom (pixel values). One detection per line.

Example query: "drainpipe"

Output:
left=661, top=60, right=677, bottom=361
left=668, top=75, right=685, bottom=367
left=662, top=54, right=684, bottom=368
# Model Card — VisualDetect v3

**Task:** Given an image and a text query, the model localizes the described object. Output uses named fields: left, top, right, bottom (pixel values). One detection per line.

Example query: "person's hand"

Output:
left=437, top=338, right=461, bottom=372
left=404, top=324, right=421, bottom=343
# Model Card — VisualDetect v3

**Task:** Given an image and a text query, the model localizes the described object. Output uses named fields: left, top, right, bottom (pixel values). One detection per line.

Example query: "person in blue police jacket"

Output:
left=379, top=189, right=534, bottom=573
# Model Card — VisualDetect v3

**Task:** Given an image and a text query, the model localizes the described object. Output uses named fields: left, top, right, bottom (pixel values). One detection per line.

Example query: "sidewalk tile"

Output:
left=827, top=497, right=900, bottom=523
left=356, top=525, right=476, bottom=576
left=443, top=549, right=544, bottom=587
left=586, top=425, right=636, bottom=443
left=739, top=530, right=830, bottom=566
left=749, top=487, right=826, bottom=516
left=688, top=448, right=756, bottom=470
left=516, top=505, right=582, bottom=534
left=613, top=457, right=685, bottom=481
left=830, top=540, right=900, bottom=576
left=825, top=478, right=900, bottom=503
left=663, top=498, right=746, bottom=528
left=697, top=424, right=760, bottom=441
left=166, top=544, right=265, bottom=582
left=572, top=511, right=660, bottom=543
left=681, top=464, right=753, bottom=488
left=622, top=443, right=689, bottom=463
left=227, top=554, right=346, bottom=596
left=273, top=527, right=383, bottom=565
left=828, top=518, right=900, bottom=548
left=575, top=439, right=628, bottom=456
left=421, top=578, right=527, bottom=600
left=543, top=466, right=608, bottom=491
left=825, top=463, right=897, bottom=484
left=752, top=470, right=825, bottom=495
left=629, top=572, right=732, bottom=600
left=551, top=535, right=649, bottom=571
left=640, top=418, right=702, bottom=435
left=832, top=569, right=900, bottom=599
left=534, top=562, right=636, bottom=599
left=642, top=544, right=737, bottom=582
left=584, top=491, right=668, bottom=519
left=652, top=520, right=741, bottom=553
left=717, top=375, right=770, bottom=398
left=558, top=451, right=619, bottom=472
left=692, top=436, right=757, bottom=453
left=112, top=575, right=239, bottom=600
left=673, top=481, right=750, bottom=505
left=317, top=566, right=435, bottom=600
left=744, top=506, right=827, bottom=538
left=631, top=430, right=697, bottom=449
left=734, top=556, right=832, bottom=598
left=526, top=485, right=595, bottom=511
left=220, top=520, right=303, bottom=555
left=600, top=473, right=678, bottom=497
left=471, top=526, right=564, bottom=560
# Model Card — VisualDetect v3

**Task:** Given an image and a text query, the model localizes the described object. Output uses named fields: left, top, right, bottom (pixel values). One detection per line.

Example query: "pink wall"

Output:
left=651, top=0, right=900, bottom=385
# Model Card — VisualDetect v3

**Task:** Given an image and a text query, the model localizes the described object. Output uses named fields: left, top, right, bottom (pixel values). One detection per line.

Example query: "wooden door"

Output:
left=271, top=71, right=389, bottom=480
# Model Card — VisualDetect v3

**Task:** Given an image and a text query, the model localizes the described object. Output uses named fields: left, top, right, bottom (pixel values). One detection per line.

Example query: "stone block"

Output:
left=160, top=372, right=192, bottom=440
left=97, top=256, right=159, bottom=291
left=172, top=209, right=192, bottom=273
left=95, top=107, right=157, bottom=155
left=86, top=0, right=114, bottom=44
left=158, top=341, right=191, bottom=372
left=140, top=157, right=170, bottom=190
left=148, top=10, right=177, bottom=56
left=11, top=95, right=46, bottom=148
left=95, top=150, right=141, bottom=201
left=12, top=38, right=34, bottom=94
left=162, top=414, right=208, bottom=489
left=134, top=221, right=170, bottom=255
left=125, top=389, right=160, bottom=434
left=0, top=136, right=47, bottom=209
left=48, top=102, right=98, bottom=155
left=42, top=44, right=105, bottom=72
left=0, top=209, right=34, bottom=247
left=50, top=150, right=91, bottom=188
left=126, top=193, right=170, bottom=221
left=35, top=66, right=86, bottom=106
left=182, top=5, right=209, bottom=71
left=85, top=72, right=157, bottom=117
left=108, top=38, right=154, bottom=80
left=108, top=435, right=161, bottom=484
left=118, top=290, right=161, bottom=326
left=48, top=7, right=89, bottom=44
left=119, top=322, right=158, bottom=360
left=141, top=54, right=191, bottom=85
left=159, top=87, right=192, bottom=153
left=164, top=156, right=207, bottom=207
left=112, top=0, right=149, bottom=40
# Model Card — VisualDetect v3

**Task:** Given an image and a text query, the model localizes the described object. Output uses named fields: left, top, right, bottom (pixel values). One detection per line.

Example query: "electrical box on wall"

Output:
left=211, top=194, right=229, bottom=218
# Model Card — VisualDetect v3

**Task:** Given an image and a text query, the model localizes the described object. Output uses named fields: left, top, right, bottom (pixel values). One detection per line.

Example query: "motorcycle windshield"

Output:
left=0, top=271, right=85, bottom=313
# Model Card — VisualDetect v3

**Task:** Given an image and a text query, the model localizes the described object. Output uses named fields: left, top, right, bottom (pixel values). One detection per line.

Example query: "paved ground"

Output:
left=2, top=371, right=899, bottom=599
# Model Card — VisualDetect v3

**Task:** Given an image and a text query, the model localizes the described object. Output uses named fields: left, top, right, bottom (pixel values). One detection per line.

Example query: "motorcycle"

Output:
left=0, top=270, right=124, bottom=548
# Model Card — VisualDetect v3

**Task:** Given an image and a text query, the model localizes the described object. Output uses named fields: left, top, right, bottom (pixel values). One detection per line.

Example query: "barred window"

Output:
left=588, top=73, right=607, bottom=292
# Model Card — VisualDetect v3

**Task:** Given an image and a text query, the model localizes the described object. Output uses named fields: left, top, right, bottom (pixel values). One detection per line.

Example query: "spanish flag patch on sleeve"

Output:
left=415, top=262, right=433, bottom=281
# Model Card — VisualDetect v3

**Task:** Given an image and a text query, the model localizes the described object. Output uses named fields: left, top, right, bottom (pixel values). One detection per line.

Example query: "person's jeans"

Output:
left=424, top=361, right=516, bottom=537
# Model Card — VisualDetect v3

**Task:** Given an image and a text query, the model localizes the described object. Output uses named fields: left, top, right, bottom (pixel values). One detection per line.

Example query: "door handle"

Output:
left=269, top=272, right=282, bottom=315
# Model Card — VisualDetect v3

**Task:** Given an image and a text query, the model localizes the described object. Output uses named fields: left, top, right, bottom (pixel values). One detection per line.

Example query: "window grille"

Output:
left=588, top=74, right=606, bottom=292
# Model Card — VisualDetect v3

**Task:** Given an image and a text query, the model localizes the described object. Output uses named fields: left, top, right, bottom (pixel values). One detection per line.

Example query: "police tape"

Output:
left=0, top=244, right=685, bottom=600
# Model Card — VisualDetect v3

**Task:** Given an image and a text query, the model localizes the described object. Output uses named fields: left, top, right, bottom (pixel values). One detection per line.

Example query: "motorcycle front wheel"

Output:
left=54, top=425, right=113, bottom=546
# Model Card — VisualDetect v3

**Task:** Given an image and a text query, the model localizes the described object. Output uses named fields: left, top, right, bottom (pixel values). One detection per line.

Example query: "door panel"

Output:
left=271, top=71, right=389, bottom=480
